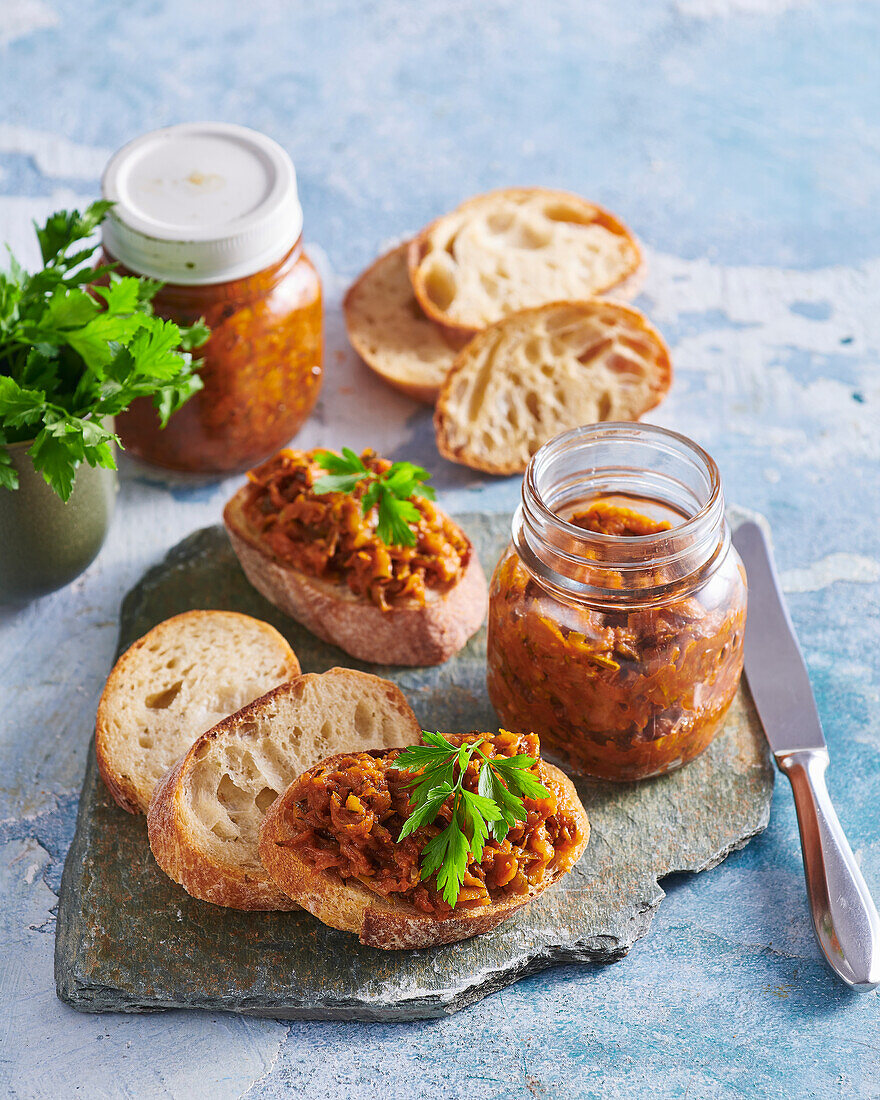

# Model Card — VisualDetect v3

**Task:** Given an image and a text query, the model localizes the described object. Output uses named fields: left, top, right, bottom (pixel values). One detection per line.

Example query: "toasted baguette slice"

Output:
left=434, top=300, right=672, bottom=475
left=223, top=494, right=488, bottom=667
left=408, top=188, right=643, bottom=335
left=343, top=243, right=463, bottom=404
left=96, top=610, right=299, bottom=815
left=259, top=751, right=589, bottom=949
left=147, top=669, right=421, bottom=910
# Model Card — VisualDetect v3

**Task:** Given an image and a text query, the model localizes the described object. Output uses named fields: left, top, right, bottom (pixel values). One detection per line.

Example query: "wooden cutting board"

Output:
left=55, top=513, right=774, bottom=1020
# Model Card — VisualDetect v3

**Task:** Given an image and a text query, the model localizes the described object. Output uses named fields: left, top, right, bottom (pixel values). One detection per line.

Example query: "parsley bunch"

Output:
left=312, top=448, right=436, bottom=547
left=391, top=732, right=550, bottom=908
left=0, top=201, right=209, bottom=500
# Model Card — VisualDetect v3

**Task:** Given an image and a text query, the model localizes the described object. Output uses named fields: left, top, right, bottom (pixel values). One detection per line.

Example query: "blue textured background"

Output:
left=1, top=1, right=879, bottom=1096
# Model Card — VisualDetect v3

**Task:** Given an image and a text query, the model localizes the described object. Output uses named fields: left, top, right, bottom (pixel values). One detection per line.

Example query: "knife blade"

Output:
left=734, top=520, right=825, bottom=753
left=733, top=520, right=880, bottom=991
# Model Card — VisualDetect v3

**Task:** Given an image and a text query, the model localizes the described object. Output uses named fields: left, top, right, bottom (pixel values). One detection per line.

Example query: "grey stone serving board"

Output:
left=55, top=513, right=774, bottom=1020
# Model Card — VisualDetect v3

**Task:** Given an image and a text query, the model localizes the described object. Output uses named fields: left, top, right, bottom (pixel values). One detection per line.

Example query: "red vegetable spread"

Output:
left=279, top=731, right=584, bottom=916
left=572, top=501, right=672, bottom=537
left=114, top=244, right=323, bottom=473
left=487, top=498, right=746, bottom=781
left=241, top=448, right=470, bottom=610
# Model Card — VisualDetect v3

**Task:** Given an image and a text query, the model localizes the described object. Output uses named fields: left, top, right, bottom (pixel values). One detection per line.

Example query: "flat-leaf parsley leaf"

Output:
left=312, top=449, right=436, bottom=548
left=390, top=732, right=550, bottom=908
left=0, top=201, right=209, bottom=500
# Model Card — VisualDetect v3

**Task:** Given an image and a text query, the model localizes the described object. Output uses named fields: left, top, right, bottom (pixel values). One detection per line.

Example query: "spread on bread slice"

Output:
left=259, top=729, right=589, bottom=949
left=96, top=610, right=300, bottom=815
left=147, top=668, right=421, bottom=910
left=224, top=447, right=488, bottom=666
left=434, top=299, right=672, bottom=475
left=408, top=188, right=643, bottom=335
left=343, top=243, right=463, bottom=404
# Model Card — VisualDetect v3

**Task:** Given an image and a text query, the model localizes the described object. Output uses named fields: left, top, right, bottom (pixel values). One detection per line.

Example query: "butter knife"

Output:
left=733, top=521, right=880, bottom=990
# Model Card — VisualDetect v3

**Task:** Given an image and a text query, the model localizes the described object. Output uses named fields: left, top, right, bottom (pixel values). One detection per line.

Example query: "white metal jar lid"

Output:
left=101, top=122, right=304, bottom=285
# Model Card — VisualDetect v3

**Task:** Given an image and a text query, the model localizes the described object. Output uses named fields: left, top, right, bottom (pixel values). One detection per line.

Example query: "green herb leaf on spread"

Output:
left=0, top=201, right=209, bottom=500
left=391, top=733, right=549, bottom=908
left=312, top=449, right=437, bottom=548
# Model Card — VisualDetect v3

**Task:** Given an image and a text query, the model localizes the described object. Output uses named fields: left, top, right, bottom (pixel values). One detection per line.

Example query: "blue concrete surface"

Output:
left=1, top=1, right=879, bottom=1097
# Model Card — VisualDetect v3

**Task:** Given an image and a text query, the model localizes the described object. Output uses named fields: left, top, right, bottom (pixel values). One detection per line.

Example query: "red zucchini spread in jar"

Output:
left=487, top=496, right=746, bottom=781
left=281, top=731, right=583, bottom=916
left=572, top=500, right=672, bottom=538
left=113, top=247, right=322, bottom=473
left=242, top=448, right=470, bottom=611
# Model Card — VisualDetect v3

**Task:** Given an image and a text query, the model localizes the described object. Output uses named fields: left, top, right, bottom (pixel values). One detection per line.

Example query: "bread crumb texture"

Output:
left=343, top=243, right=458, bottom=402
left=182, top=670, right=419, bottom=875
left=410, top=189, right=642, bottom=332
left=96, top=611, right=299, bottom=813
left=435, top=300, right=671, bottom=475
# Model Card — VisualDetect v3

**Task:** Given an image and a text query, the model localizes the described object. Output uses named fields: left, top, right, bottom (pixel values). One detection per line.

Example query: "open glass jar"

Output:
left=486, top=424, right=747, bottom=782
left=101, top=123, right=322, bottom=473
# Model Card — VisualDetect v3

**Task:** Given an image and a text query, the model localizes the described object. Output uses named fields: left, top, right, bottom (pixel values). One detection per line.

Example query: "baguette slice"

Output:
left=435, top=300, right=672, bottom=475
left=343, top=243, right=462, bottom=404
left=147, top=669, right=421, bottom=910
left=223, top=494, right=488, bottom=667
left=96, top=610, right=300, bottom=815
left=408, top=188, right=643, bottom=335
left=259, top=750, right=590, bottom=949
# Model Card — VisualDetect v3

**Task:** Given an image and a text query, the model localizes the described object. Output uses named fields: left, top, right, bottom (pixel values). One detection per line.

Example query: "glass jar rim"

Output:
left=514, top=422, right=729, bottom=605
left=525, top=421, right=723, bottom=547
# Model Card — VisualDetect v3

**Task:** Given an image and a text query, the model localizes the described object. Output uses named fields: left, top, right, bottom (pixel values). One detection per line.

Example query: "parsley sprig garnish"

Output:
left=390, top=732, right=550, bottom=908
left=0, top=201, right=209, bottom=500
left=311, top=448, right=436, bottom=547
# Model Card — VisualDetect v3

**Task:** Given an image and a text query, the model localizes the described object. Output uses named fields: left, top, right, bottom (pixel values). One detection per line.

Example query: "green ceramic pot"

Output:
left=0, top=437, right=117, bottom=603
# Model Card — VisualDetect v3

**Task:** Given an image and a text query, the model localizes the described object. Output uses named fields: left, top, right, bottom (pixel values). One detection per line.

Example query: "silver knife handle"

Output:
left=777, top=747, right=880, bottom=990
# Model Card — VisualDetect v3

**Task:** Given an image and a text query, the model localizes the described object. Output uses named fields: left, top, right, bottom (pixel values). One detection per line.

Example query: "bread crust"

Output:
left=95, top=610, right=300, bottom=815
left=342, top=243, right=463, bottom=404
left=434, top=298, right=673, bottom=476
left=148, top=737, right=299, bottom=911
left=408, top=187, right=643, bottom=336
left=223, top=492, right=488, bottom=667
left=259, top=756, right=589, bottom=949
left=147, top=672, right=422, bottom=911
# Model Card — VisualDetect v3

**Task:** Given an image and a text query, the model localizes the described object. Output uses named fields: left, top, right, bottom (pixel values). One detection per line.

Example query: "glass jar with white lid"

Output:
left=101, top=122, right=322, bottom=474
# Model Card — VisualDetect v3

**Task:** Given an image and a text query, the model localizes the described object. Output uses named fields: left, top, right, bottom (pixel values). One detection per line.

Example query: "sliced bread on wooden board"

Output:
left=259, top=749, right=590, bottom=949
left=343, top=243, right=462, bottom=404
left=147, top=669, right=422, bottom=911
left=408, top=188, right=643, bottom=335
left=223, top=493, right=488, bottom=667
left=434, top=299, right=672, bottom=475
left=95, top=610, right=300, bottom=815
